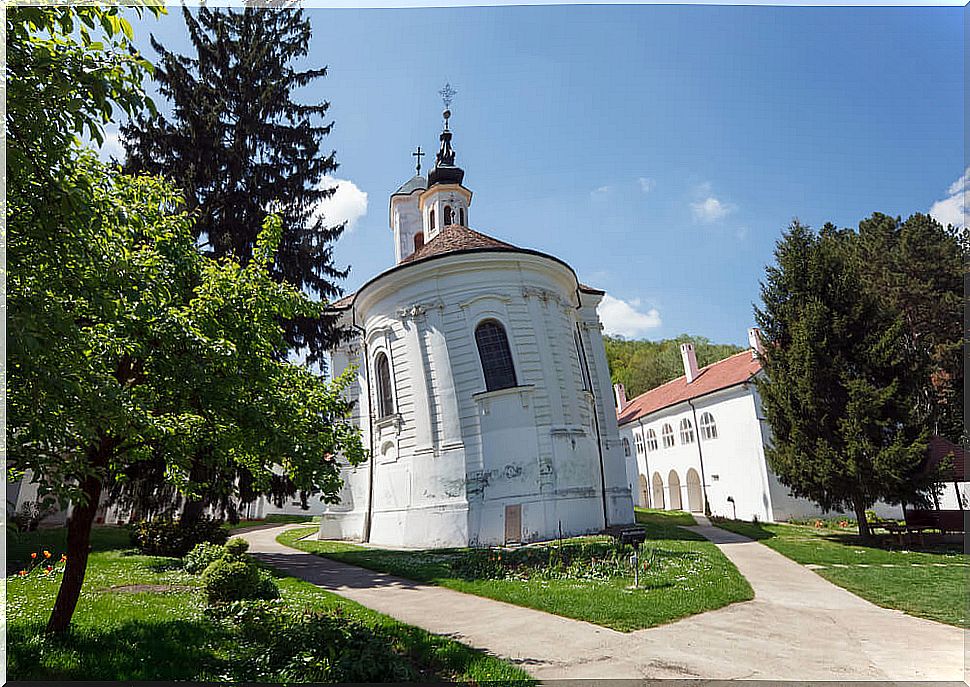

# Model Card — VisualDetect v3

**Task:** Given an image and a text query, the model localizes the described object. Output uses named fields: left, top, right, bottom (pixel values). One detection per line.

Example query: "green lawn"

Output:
left=635, top=507, right=698, bottom=527
left=279, top=513, right=752, bottom=632
left=714, top=519, right=969, bottom=628
left=6, top=527, right=531, bottom=682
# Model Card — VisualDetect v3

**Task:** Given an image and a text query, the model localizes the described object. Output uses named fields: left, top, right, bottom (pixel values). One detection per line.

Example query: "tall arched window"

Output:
left=413, top=232, right=425, bottom=251
left=429, top=208, right=436, bottom=231
left=375, top=353, right=394, bottom=418
left=475, top=320, right=517, bottom=391
left=634, top=433, right=644, bottom=455
left=661, top=423, right=675, bottom=448
left=679, top=418, right=695, bottom=444
left=443, top=205, right=453, bottom=225
left=459, top=208, right=465, bottom=226
left=646, top=428, right=658, bottom=452
left=622, top=438, right=631, bottom=457
left=699, top=412, right=717, bottom=440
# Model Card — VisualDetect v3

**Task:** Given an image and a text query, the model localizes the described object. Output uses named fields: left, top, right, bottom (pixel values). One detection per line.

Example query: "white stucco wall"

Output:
left=320, top=250, right=632, bottom=548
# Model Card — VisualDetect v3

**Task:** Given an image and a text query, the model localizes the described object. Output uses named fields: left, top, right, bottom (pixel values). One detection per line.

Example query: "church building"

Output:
left=318, top=101, right=634, bottom=548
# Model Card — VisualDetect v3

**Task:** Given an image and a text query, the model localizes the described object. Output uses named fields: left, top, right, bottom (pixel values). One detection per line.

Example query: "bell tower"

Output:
left=419, top=83, right=472, bottom=241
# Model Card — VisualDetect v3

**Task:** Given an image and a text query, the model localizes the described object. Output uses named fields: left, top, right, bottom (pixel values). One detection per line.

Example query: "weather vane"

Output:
left=439, top=82, right=457, bottom=110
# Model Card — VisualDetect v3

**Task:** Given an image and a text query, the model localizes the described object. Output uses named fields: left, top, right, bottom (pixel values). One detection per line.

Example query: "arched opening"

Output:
left=639, top=474, right=649, bottom=508
left=646, top=428, right=658, bottom=452
left=686, top=468, right=703, bottom=513
left=375, top=353, right=394, bottom=418
left=668, top=470, right=683, bottom=510
left=429, top=208, right=436, bottom=231
left=443, top=205, right=453, bottom=225
left=459, top=207, right=465, bottom=226
left=652, top=472, right=665, bottom=510
left=413, top=231, right=425, bottom=251
left=634, top=433, right=644, bottom=455
left=475, top=319, right=517, bottom=391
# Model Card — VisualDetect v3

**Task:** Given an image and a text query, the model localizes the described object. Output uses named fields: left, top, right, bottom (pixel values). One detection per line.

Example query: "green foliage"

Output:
left=224, top=537, right=249, bottom=557
left=853, top=213, right=967, bottom=443
left=209, top=600, right=418, bottom=683
left=755, top=221, right=934, bottom=535
left=183, top=541, right=229, bottom=574
left=605, top=335, right=744, bottom=398
left=122, top=5, right=347, bottom=360
left=201, top=557, right=279, bottom=604
left=129, top=517, right=229, bottom=558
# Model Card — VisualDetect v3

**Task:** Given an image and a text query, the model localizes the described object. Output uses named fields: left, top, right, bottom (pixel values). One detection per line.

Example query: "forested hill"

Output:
left=605, top=335, right=745, bottom=400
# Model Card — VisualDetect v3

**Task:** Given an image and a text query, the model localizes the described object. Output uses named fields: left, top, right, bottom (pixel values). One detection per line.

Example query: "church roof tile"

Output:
left=617, top=350, right=762, bottom=425
left=401, top=224, right=518, bottom=263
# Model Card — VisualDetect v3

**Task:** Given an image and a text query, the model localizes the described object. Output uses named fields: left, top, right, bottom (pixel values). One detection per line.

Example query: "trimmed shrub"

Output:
left=201, top=539, right=279, bottom=603
left=183, top=541, right=228, bottom=574
left=129, top=517, right=229, bottom=557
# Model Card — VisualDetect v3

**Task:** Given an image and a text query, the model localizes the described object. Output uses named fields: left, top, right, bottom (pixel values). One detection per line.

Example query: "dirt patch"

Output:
left=104, top=584, right=195, bottom=594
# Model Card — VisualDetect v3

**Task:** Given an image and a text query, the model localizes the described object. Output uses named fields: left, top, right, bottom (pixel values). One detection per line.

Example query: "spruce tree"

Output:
left=122, top=5, right=346, bottom=361
left=853, top=213, right=966, bottom=444
left=755, top=221, right=934, bottom=539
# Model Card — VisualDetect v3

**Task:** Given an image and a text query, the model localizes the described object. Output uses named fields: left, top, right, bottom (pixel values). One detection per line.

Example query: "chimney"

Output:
left=748, top=327, right=764, bottom=360
left=614, top=383, right=628, bottom=411
left=680, top=342, right=700, bottom=384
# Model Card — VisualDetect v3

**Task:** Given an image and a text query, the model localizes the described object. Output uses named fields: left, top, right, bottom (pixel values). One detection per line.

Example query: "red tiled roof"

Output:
left=617, top=350, right=762, bottom=425
left=923, top=435, right=966, bottom=482
left=329, top=293, right=355, bottom=310
left=401, top=224, right=518, bottom=263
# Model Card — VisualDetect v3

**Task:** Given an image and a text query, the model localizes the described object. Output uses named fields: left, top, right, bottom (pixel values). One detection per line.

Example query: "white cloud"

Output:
left=597, top=294, right=662, bottom=339
left=929, top=167, right=968, bottom=229
left=590, top=185, right=613, bottom=200
left=691, top=196, right=736, bottom=223
left=313, top=176, right=368, bottom=232
left=638, top=177, right=655, bottom=193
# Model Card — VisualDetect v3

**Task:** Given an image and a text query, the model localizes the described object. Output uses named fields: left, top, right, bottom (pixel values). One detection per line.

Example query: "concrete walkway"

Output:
left=241, top=524, right=966, bottom=682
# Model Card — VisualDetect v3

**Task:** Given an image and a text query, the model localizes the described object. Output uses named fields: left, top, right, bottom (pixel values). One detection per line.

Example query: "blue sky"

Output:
left=116, top=4, right=965, bottom=346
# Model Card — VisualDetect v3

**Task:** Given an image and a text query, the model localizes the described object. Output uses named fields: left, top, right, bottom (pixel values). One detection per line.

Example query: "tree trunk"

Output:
left=852, top=496, right=873, bottom=542
left=46, top=438, right=111, bottom=634
left=180, top=450, right=209, bottom=525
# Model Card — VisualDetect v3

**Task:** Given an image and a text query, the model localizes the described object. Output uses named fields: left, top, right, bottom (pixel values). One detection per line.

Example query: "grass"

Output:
left=6, top=526, right=531, bottom=682
left=279, top=513, right=752, bottom=632
left=635, top=506, right=698, bottom=527
left=229, top=513, right=320, bottom=531
left=714, top=519, right=970, bottom=627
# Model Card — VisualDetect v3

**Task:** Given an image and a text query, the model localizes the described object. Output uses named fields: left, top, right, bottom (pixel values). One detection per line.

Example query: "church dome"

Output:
left=393, top=174, right=427, bottom=197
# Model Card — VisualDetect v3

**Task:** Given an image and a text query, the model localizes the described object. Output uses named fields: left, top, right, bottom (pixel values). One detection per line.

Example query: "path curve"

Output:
left=241, top=524, right=965, bottom=681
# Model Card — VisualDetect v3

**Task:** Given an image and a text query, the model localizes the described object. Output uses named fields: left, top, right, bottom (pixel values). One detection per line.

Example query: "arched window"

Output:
left=646, top=428, right=658, bottom=452
left=699, top=412, right=717, bottom=440
left=459, top=208, right=466, bottom=226
left=679, top=418, right=695, bottom=445
left=475, top=320, right=517, bottom=391
left=661, top=423, right=675, bottom=448
left=413, top=232, right=425, bottom=251
left=622, top=438, right=631, bottom=457
left=375, top=353, right=394, bottom=418
left=443, top=205, right=453, bottom=225
left=429, top=208, right=436, bottom=231
left=634, top=433, right=644, bottom=455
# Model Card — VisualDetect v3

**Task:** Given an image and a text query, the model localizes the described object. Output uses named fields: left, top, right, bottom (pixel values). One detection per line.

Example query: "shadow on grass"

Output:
left=7, top=619, right=226, bottom=682
left=712, top=519, right=777, bottom=541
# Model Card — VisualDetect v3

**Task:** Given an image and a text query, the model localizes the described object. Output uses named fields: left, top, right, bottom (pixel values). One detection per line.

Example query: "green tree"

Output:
left=853, top=213, right=966, bottom=443
left=754, top=221, right=933, bottom=539
left=122, top=5, right=347, bottom=361
left=8, top=7, right=365, bottom=633
left=605, top=335, right=743, bottom=399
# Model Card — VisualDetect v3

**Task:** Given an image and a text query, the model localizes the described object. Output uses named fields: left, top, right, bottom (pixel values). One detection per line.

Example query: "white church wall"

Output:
left=318, top=246, right=632, bottom=548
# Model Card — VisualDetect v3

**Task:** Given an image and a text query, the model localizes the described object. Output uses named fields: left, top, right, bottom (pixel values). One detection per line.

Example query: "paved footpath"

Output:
left=241, top=522, right=966, bottom=682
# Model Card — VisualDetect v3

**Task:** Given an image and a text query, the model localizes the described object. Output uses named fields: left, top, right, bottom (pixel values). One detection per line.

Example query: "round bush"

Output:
left=129, top=516, right=229, bottom=557
left=225, top=537, right=249, bottom=557
left=202, top=557, right=279, bottom=604
left=183, top=541, right=228, bottom=574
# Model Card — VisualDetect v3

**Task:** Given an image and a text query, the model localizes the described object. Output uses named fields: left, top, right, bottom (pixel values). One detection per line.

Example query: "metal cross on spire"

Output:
left=412, top=146, right=425, bottom=175
left=439, top=82, right=457, bottom=110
